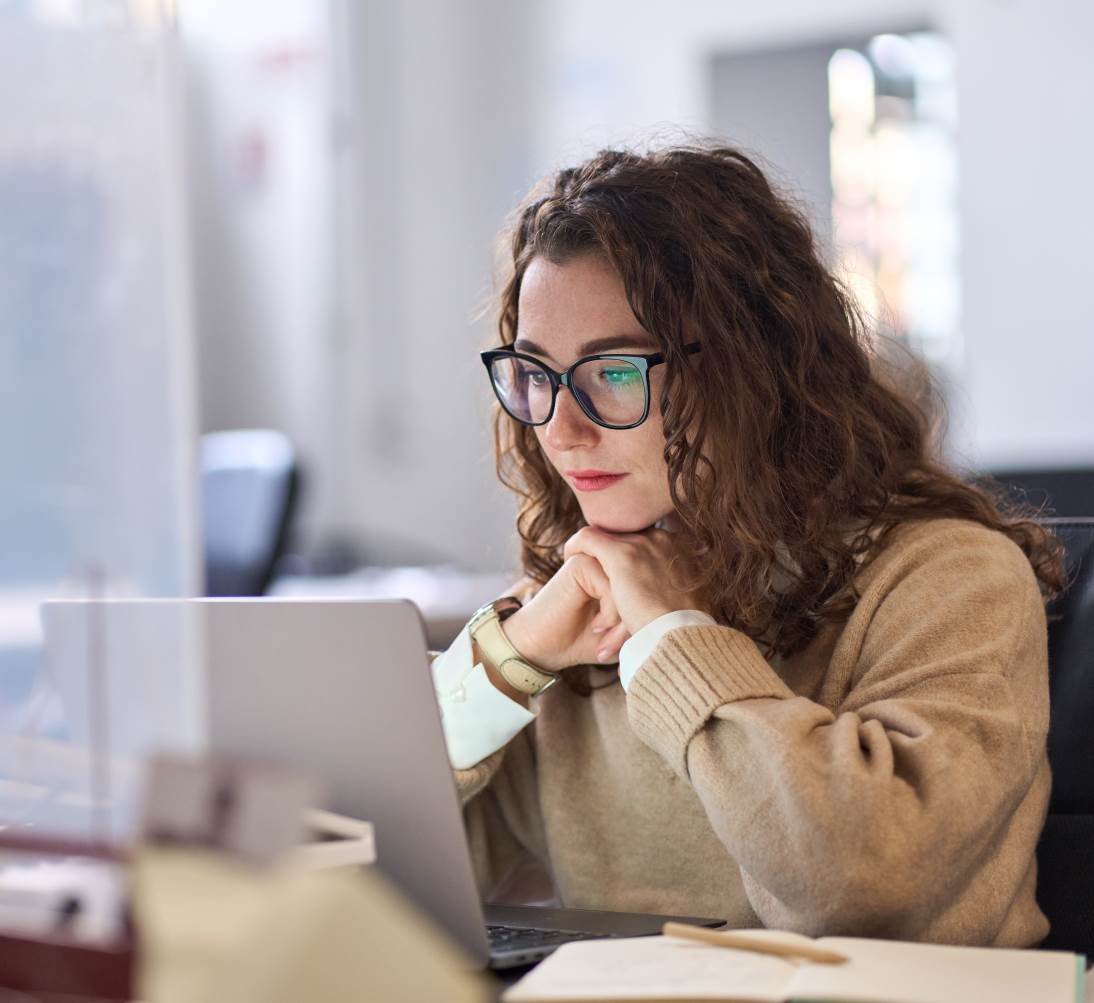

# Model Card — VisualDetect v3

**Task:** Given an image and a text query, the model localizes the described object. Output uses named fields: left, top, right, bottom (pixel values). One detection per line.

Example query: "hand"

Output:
left=562, top=525, right=706, bottom=636
left=499, top=554, right=631, bottom=673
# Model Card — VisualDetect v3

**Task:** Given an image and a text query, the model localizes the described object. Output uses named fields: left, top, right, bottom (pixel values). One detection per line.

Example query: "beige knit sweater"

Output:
left=455, top=518, right=1052, bottom=948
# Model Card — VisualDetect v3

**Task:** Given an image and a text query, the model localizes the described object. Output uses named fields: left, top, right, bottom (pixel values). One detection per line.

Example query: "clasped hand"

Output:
left=502, top=525, right=705, bottom=673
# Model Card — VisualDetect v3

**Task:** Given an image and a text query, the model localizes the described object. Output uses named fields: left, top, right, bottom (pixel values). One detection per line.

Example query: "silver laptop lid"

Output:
left=43, top=597, right=490, bottom=964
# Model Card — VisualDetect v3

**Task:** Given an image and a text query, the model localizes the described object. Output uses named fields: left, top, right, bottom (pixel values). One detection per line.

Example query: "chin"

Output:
left=580, top=505, right=660, bottom=534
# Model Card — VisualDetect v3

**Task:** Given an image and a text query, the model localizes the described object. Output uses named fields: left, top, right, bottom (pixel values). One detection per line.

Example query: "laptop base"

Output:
left=484, top=903, right=725, bottom=969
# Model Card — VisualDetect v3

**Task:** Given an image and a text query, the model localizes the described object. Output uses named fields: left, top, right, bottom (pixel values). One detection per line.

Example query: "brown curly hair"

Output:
left=490, top=143, right=1063, bottom=675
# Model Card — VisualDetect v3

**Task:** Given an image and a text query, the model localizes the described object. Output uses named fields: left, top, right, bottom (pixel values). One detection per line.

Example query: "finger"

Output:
left=590, top=591, right=621, bottom=631
left=595, top=621, right=631, bottom=662
left=566, top=552, right=612, bottom=602
left=568, top=553, right=623, bottom=630
left=563, top=526, right=600, bottom=563
left=564, top=525, right=629, bottom=565
left=577, top=568, right=621, bottom=630
left=566, top=554, right=622, bottom=632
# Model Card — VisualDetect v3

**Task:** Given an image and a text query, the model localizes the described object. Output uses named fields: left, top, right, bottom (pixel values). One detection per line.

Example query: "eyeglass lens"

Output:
left=490, top=356, right=647, bottom=427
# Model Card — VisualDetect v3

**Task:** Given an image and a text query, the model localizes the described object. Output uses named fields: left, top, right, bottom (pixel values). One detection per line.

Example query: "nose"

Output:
left=542, top=386, right=600, bottom=452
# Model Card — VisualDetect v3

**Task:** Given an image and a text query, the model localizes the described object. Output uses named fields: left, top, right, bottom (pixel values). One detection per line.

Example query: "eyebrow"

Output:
left=513, top=333, right=657, bottom=359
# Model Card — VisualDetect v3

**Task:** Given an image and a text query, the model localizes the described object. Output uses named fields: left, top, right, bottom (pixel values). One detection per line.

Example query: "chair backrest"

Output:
left=984, top=469, right=1094, bottom=519
left=1035, top=517, right=1094, bottom=954
left=200, top=429, right=299, bottom=597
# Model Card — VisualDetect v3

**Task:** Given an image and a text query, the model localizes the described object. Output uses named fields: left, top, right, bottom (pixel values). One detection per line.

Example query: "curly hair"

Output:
left=490, top=143, right=1064, bottom=678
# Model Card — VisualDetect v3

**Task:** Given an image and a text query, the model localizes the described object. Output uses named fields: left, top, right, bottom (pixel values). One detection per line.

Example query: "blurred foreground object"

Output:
left=134, top=847, right=489, bottom=1003
left=135, top=756, right=489, bottom=1001
left=0, top=835, right=134, bottom=1000
left=140, top=753, right=315, bottom=865
left=201, top=429, right=300, bottom=597
left=0, top=753, right=488, bottom=1001
left=136, top=755, right=487, bottom=1001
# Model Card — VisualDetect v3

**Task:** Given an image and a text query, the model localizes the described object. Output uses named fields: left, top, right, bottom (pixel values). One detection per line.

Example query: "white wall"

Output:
left=948, top=0, right=1094, bottom=467
left=332, top=0, right=543, bottom=573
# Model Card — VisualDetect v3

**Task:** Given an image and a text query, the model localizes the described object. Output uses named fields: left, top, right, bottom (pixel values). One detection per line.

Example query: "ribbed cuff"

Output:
left=618, top=609, right=719, bottom=691
left=626, top=626, right=794, bottom=779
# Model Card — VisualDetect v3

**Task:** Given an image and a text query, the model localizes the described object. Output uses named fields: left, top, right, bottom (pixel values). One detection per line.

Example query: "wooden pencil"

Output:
left=662, top=922, right=850, bottom=965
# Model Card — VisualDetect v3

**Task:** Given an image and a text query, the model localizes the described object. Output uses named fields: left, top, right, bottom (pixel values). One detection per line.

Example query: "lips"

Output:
left=567, top=470, right=628, bottom=492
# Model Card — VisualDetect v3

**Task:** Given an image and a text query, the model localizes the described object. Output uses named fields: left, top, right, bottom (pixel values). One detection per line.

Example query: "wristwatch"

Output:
left=468, top=596, right=559, bottom=696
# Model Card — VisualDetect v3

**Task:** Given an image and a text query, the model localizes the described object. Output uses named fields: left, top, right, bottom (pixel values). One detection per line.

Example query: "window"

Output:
left=829, top=33, right=960, bottom=366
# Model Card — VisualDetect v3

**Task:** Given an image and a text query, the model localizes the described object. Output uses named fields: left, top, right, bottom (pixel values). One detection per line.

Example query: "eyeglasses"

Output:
left=480, top=342, right=701, bottom=430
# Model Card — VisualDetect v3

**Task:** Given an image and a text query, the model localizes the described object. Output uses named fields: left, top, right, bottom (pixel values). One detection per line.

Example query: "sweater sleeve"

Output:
left=624, top=523, right=1050, bottom=940
left=460, top=726, right=554, bottom=902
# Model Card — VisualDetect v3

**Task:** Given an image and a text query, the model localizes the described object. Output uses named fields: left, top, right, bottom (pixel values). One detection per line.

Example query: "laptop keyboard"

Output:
left=487, top=923, right=613, bottom=953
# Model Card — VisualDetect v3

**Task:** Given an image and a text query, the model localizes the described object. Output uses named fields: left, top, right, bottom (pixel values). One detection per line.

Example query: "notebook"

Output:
left=502, top=930, right=1085, bottom=1003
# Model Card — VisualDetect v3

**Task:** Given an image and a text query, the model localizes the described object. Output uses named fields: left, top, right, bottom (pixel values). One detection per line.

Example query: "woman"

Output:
left=429, top=143, right=1062, bottom=947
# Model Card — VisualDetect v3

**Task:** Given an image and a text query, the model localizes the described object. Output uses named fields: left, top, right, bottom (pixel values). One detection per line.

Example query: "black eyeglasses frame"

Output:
left=480, top=341, right=702, bottom=430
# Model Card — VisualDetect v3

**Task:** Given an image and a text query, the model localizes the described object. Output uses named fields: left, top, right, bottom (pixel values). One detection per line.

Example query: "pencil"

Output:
left=662, top=922, right=850, bottom=965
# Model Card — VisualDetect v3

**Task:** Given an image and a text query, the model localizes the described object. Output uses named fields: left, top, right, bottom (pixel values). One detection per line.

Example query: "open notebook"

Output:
left=503, top=930, right=1084, bottom=1003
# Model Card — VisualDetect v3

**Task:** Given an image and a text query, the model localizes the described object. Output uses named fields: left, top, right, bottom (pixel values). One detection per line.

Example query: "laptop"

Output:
left=42, top=597, right=723, bottom=968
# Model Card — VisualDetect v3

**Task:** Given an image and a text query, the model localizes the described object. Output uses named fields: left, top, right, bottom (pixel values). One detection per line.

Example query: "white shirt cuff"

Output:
left=430, top=621, right=536, bottom=770
left=618, top=609, right=719, bottom=691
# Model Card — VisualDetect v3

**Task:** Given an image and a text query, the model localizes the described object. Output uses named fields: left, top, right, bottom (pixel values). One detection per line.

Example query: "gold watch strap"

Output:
left=469, top=598, right=558, bottom=696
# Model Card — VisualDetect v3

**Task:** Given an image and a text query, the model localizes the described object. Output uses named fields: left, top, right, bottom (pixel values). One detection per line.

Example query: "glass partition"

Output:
left=0, top=1, right=201, bottom=842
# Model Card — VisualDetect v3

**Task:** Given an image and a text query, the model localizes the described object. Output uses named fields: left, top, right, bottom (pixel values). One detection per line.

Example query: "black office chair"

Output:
left=981, top=469, right=1094, bottom=520
left=200, top=428, right=300, bottom=597
left=1035, top=517, right=1094, bottom=955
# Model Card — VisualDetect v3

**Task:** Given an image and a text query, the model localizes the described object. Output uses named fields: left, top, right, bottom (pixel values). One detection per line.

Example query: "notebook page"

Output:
left=791, top=937, right=1079, bottom=1003
left=503, top=936, right=795, bottom=1002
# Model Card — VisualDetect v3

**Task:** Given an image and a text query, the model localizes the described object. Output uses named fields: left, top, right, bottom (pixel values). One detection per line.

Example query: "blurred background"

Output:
left=2, top=0, right=1092, bottom=836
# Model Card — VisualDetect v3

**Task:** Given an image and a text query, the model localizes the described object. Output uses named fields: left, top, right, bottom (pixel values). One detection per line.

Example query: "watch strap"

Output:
left=469, top=598, right=558, bottom=695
